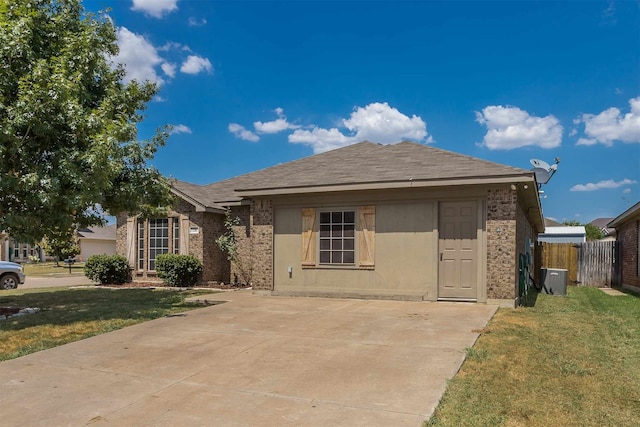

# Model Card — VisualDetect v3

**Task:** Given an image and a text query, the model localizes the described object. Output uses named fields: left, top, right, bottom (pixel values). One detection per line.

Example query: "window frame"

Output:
left=318, top=209, right=357, bottom=266
left=136, top=217, right=180, bottom=272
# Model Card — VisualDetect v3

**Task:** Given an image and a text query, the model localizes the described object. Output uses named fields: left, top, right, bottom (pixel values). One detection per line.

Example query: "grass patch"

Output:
left=427, top=286, right=640, bottom=427
left=0, top=287, right=217, bottom=361
left=23, top=262, right=86, bottom=276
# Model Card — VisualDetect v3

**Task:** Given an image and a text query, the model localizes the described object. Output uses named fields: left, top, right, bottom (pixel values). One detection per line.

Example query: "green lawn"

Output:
left=23, top=261, right=86, bottom=276
left=427, top=286, right=640, bottom=427
left=0, top=287, right=216, bottom=361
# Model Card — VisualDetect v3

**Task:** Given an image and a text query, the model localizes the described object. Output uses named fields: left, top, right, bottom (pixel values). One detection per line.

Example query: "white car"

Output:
left=0, top=261, right=26, bottom=290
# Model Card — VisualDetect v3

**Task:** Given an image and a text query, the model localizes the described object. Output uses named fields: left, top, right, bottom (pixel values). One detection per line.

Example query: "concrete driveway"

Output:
left=0, top=290, right=497, bottom=426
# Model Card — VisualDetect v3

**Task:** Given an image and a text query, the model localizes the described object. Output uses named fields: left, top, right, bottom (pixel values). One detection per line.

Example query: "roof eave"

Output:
left=608, top=201, right=640, bottom=228
left=234, top=175, right=536, bottom=197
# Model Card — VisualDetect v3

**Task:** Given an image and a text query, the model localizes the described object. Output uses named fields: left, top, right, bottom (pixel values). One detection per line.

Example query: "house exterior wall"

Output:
left=268, top=185, right=531, bottom=303
left=617, top=218, right=640, bottom=290
left=273, top=197, right=438, bottom=300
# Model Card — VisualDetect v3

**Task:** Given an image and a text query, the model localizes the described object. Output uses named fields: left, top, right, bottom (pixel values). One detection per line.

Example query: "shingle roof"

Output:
left=172, top=141, right=534, bottom=207
left=76, top=225, right=116, bottom=241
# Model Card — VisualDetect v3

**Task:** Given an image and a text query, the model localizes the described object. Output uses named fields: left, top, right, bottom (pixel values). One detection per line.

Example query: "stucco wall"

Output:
left=273, top=200, right=438, bottom=300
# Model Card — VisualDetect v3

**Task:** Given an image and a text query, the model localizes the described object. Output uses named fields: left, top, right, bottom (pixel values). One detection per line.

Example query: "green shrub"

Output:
left=155, top=254, right=202, bottom=287
left=84, top=254, right=130, bottom=285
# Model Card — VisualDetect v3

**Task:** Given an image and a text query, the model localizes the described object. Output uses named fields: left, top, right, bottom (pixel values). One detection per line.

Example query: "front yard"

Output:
left=0, top=287, right=214, bottom=361
left=428, top=286, right=640, bottom=427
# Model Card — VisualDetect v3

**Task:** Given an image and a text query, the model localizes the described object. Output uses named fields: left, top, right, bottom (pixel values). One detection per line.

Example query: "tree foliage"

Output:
left=0, top=0, right=174, bottom=243
left=584, top=224, right=604, bottom=241
left=41, top=228, right=79, bottom=264
left=561, top=220, right=603, bottom=241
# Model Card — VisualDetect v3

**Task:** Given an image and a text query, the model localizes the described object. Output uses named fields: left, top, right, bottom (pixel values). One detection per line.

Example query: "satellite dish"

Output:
left=532, top=167, right=551, bottom=184
left=530, top=158, right=551, bottom=170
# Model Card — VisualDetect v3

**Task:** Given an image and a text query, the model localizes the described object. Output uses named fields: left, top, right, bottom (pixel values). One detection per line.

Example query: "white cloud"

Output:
left=113, top=27, right=168, bottom=85
left=623, top=188, right=631, bottom=194
left=475, top=105, right=563, bottom=150
left=161, top=62, right=176, bottom=78
left=189, top=17, right=207, bottom=27
left=131, top=0, right=178, bottom=18
left=289, top=102, right=430, bottom=153
left=180, top=55, right=213, bottom=75
left=575, top=97, right=640, bottom=146
left=254, top=108, right=300, bottom=134
left=158, top=42, right=190, bottom=52
left=289, top=127, right=356, bottom=153
left=170, top=124, right=192, bottom=135
left=570, top=178, right=637, bottom=192
left=229, top=123, right=259, bottom=142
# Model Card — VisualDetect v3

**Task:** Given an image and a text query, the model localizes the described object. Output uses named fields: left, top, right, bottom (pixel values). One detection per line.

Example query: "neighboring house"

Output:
left=544, top=218, right=562, bottom=227
left=538, top=226, right=586, bottom=244
left=116, top=141, right=544, bottom=307
left=608, top=202, right=640, bottom=293
left=589, top=217, right=616, bottom=241
left=1, top=232, right=47, bottom=263
left=76, top=225, right=117, bottom=261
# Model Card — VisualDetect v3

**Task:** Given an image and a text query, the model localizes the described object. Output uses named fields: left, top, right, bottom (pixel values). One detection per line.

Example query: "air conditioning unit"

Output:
left=540, top=268, right=568, bottom=296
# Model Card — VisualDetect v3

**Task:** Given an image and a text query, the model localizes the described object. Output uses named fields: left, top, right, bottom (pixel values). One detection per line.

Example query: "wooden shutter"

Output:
left=180, top=215, right=190, bottom=255
left=301, top=208, right=316, bottom=266
left=359, top=206, right=375, bottom=267
left=126, top=217, right=136, bottom=267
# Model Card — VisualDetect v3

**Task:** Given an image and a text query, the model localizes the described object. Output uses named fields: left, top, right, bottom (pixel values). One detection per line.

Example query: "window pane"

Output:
left=343, top=251, right=354, bottom=264
left=344, top=224, right=354, bottom=237
left=317, top=210, right=358, bottom=265
left=344, top=211, right=355, bottom=223
left=344, top=239, right=354, bottom=250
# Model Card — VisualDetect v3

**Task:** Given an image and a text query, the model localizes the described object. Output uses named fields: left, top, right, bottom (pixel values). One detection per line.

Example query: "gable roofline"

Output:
left=170, top=186, right=227, bottom=213
left=165, top=141, right=544, bottom=232
left=608, top=201, right=640, bottom=228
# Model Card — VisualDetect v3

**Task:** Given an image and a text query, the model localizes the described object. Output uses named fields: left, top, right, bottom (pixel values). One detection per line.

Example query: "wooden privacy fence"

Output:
left=536, top=241, right=621, bottom=287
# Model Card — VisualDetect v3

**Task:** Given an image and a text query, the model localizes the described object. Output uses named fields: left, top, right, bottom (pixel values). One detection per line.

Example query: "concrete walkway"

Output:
left=0, top=291, right=497, bottom=426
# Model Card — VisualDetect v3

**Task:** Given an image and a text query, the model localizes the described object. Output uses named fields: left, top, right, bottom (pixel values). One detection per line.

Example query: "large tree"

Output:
left=0, top=0, right=174, bottom=243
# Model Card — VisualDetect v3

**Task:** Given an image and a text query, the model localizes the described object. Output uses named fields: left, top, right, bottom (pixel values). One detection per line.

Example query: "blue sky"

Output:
left=86, top=0, right=639, bottom=223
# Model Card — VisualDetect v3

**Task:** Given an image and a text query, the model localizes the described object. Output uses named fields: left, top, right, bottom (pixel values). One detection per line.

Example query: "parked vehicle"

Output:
left=0, top=261, right=26, bottom=290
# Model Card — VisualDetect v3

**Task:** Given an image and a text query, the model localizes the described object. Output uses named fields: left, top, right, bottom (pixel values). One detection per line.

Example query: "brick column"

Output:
left=250, top=199, right=273, bottom=291
left=486, top=187, right=518, bottom=301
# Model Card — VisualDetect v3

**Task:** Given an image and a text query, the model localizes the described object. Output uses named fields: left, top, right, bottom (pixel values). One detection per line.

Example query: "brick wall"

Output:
left=115, top=200, right=230, bottom=284
left=228, top=205, right=251, bottom=285
left=617, top=219, right=640, bottom=288
left=226, top=202, right=273, bottom=289
left=486, top=187, right=518, bottom=300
